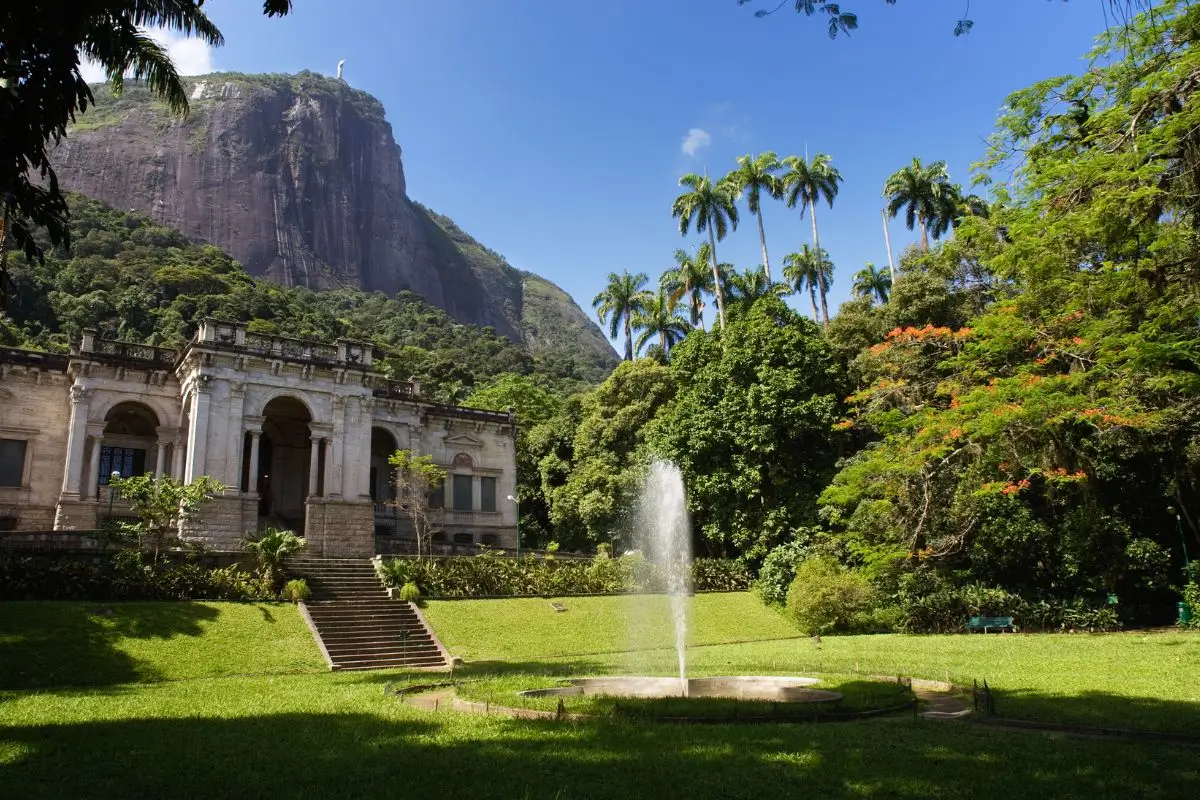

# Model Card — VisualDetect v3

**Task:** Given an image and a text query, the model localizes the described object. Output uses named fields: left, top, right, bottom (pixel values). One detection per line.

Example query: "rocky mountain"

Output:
left=52, top=71, right=616, bottom=375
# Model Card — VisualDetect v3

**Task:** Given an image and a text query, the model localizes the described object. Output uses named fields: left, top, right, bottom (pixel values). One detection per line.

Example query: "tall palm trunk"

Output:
left=810, top=203, right=830, bottom=327
left=808, top=286, right=819, bottom=322
left=623, top=312, right=634, bottom=361
left=693, top=292, right=706, bottom=332
left=756, top=210, right=772, bottom=283
left=708, top=227, right=727, bottom=330
left=918, top=214, right=930, bottom=252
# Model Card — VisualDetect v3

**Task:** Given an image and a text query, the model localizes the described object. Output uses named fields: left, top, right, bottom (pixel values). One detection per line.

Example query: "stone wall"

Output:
left=305, top=499, right=374, bottom=557
left=179, top=495, right=248, bottom=551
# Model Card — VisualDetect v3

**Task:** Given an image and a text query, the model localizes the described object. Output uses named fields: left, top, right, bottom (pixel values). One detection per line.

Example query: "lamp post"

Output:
left=106, top=471, right=120, bottom=521
left=1168, top=506, right=1190, bottom=573
left=506, top=494, right=520, bottom=563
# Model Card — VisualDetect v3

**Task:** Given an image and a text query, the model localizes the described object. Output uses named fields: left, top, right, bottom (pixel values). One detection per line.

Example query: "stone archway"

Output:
left=260, top=396, right=312, bottom=530
left=370, top=427, right=399, bottom=505
left=96, top=401, right=161, bottom=491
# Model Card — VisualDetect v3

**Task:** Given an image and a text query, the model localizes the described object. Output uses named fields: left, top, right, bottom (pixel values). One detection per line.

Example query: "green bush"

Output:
left=399, top=581, right=422, bottom=603
left=1185, top=566, right=1200, bottom=629
left=0, top=552, right=273, bottom=601
left=243, top=528, right=305, bottom=590
left=755, top=540, right=810, bottom=606
left=785, top=556, right=878, bottom=635
left=283, top=578, right=311, bottom=603
left=376, top=552, right=747, bottom=597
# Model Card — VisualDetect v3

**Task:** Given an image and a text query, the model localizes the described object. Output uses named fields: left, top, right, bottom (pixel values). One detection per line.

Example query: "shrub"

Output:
left=1185, top=566, right=1200, bottom=630
left=243, top=528, right=305, bottom=590
left=785, top=556, right=877, bottom=635
left=755, top=540, right=810, bottom=606
left=398, top=581, right=422, bottom=603
left=692, top=558, right=752, bottom=592
left=283, top=579, right=311, bottom=603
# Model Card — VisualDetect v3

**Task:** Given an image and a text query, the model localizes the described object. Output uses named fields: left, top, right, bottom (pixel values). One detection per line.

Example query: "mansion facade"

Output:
left=0, top=320, right=518, bottom=557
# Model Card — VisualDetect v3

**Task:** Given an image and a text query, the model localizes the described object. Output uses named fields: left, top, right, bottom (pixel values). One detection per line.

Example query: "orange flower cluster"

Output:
left=993, top=403, right=1022, bottom=416
left=1001, top=479, right=1032, bottom=495
left=950, top=397, right=961, bottom=409
left=833, top=419, right=854, bottom=430
left=1034, top=356, right=1051, bottom=365
left=1063, top=310, right=1085, bottom=322
left=906, top=546, right=935, bottom=560
left=1072, top=336, right=1086, bottom=346
left=1048, top=468, right=1087, bottom=480
left=885, top=324, right=973, bottom=342
left=947, top=427, right=964, bottom=440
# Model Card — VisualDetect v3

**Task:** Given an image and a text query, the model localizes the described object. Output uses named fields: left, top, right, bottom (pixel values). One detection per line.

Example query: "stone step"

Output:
left=324, top=642, right=440, bottom=656
left=314, top=627, right=428, bottom=639
left=309, top=617, right=422, bottom=628
left=319, top=633, right=433, bottom=646
left=331, top=657, right=446, bottom=671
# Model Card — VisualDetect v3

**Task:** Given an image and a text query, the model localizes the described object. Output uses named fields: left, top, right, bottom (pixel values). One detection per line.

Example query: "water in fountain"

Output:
left=635, top=460, right=692, bottom=696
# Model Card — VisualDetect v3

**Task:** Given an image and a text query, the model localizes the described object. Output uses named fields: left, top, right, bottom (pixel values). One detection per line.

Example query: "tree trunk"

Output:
left=708, top=227, right=727, bottom=330
left=624, top=313, right=634, bottom=361
left=809, top=287, right=819, bottom=322
left=756, top=210, right=772, bottom=283
left=919, top=215, right=930, bottom=252
left=810, top=203, right=830, bottom=327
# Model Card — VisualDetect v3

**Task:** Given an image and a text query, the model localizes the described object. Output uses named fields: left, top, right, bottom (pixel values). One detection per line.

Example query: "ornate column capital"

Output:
left=70, top=385, right=92, bottom=404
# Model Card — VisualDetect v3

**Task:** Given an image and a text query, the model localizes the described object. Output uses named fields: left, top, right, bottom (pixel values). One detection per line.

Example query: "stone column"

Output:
left=308, top=435, right=322, bottom=497
left=154, top=426, right=174, bottom=479
left=184, top=376, right=212, bottom=483
left=330, top=395, right=346, bottom=500
left=171, top=437, right=185, bottom=480
left=60, top=386, right=92, bottom=500
left=322, top=436, right=334, bottom=499
left=85, top=426, right=105, bottom=501
left=472, top=475, right=482, bottom=512
left=246, top=432, right=262, bottom=496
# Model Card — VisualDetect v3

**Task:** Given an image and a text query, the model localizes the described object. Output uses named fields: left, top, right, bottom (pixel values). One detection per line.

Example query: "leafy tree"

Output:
left=781, top=245, right=833, bottom=323
left=388, top=450, right=447, bottom=559
left=882, top=157, right=955, bottom=252
left=107, top=474, right=226, bottom=562
left=660, top=245, right=714, bottom=330
left=852, top=262, right=892, bottom=304
left=632, top=288, right=691, bottom=357
left=672, top=173, right=740, bottom=330
left=0, top=1, right=292, bottom=291
left=593, top=271, right=651, bottom=362
left=781, top=153, right=841, bottom=324
left=540, top=360, right=676, bottom=550
left=653, top=296, right=843, bottom=561
left=725, top=152, right=783, bottom=281
left=726, top=265, right=790, bottom=309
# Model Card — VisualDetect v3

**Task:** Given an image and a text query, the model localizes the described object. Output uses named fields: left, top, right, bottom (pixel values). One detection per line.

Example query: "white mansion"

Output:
left=0, top=319, right=518, bottom=557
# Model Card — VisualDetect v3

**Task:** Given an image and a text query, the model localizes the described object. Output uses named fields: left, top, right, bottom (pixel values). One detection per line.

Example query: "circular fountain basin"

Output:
left=520, top=676, right=841, bottom=704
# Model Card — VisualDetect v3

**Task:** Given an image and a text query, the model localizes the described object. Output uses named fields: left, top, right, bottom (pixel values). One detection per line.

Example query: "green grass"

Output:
left=0, top=601, right=324, bottom=688
left=3, top=669, right=1198, bottom=799
left=422, top=592, right=800, bottom=662
left=2, top=596, right=1199, bottom=798
left=427, top=593, right=1200, bottom=735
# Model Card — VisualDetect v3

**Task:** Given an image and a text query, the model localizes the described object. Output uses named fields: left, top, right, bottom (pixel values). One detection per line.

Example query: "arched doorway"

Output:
left=259, top=396, right=312, bottom=530
left=97, top=402, right=160, bottom=493
left=370, top=427, right=399, bottom=537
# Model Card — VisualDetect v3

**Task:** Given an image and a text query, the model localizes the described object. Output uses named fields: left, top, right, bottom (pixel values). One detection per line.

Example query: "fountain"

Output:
left=519, top=458, right=842, bottom=712
left=636, top=460, right=692, bottom=695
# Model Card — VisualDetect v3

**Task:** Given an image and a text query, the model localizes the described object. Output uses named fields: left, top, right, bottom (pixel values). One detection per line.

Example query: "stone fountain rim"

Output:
left=517, top=675, right=841, bottom=704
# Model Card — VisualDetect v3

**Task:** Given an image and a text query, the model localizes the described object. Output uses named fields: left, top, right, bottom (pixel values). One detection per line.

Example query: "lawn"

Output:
left=425, top=593, right=1200, bottom=735
left=2, top=597, right=1199, bottom=799
left=0, top=601, right=325, bottom=688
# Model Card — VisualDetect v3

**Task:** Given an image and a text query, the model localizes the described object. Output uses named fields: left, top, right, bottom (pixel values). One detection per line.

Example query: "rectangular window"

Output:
left=98, top=446, right=146, bottom=485
left=453, top=474, right=473, bottom=511
left=480, top=477, right=497, bottom=512
left=0, top=439, right=28, bottom=487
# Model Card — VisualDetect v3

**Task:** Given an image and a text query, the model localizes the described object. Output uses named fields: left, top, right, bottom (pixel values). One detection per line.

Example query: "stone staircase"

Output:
left=286, top=555, right=448, bottom=671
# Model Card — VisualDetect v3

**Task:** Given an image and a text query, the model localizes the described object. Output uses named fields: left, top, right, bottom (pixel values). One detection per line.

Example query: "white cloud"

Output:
left=79, top=27, right=215, bottom=84
left=681, top=128, right=711, bottom=158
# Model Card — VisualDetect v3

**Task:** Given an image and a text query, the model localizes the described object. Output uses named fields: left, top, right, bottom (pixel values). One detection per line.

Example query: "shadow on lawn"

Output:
left=994, top=688, right=1200, bottom=737
left=2, top=709, right=1199, bottom=799
left=0, top=602, right=221, bottom=690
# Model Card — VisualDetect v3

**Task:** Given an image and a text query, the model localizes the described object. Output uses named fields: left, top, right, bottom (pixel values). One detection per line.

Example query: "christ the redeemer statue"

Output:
left=337, top=60, right=345, bottom=81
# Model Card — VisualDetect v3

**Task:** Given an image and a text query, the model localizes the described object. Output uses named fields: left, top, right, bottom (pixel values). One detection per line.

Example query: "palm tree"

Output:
left=727, top=266, right=790, bottom=309
left=593, top=271, right=651, bottom=362
left=882, top=157, right=954, bottom=252
left=852, top=262, right=892, bottom=305
left=660, top=246, right=714, bottom=331
left=782, top=246, right=834, bottom=324
left=929, top=185, right=990, bottom=240
left=633, top=289, right=691, bottom=357
left=781, top=152, right=842, bottom=272
left=672, top=173, right=739, bottom=330
left=725, top=152, right=783, bottom=282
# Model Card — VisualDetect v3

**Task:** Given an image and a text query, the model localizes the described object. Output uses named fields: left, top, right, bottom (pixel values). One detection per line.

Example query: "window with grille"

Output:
left=480, top=477, right=497, bottom=512
left=0, top=439, right=28, bottom=487
left=453, top=474, right=473, bottom=511
left=98, top=446, right=146, bottom=485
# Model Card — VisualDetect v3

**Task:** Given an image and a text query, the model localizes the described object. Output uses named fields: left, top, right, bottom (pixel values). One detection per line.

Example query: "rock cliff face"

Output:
left=53, top=72, right=616, bottom=370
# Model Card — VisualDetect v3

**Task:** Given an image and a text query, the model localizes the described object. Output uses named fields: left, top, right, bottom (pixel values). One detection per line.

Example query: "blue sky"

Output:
left=128, top=1, right=1114, bottom=340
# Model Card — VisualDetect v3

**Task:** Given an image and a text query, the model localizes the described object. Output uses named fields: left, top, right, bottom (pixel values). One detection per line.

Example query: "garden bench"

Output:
left=966, top=615, right=1015, bottom=633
